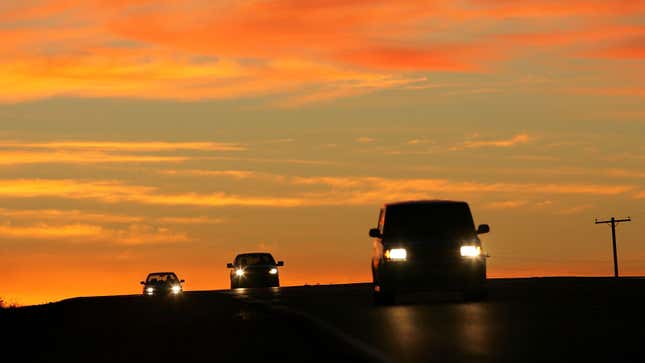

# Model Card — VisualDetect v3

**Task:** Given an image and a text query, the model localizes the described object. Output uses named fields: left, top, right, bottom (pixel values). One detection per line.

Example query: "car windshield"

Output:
left=146, top=273, right=178, bottom=284
left=235, top=254, right=276, bottom=266
left=384, top=203, right=476, bottom=242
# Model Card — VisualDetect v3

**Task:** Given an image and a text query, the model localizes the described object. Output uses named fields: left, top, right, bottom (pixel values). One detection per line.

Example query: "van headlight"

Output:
left=269, top=268, right=278, bottom=275
left=460, top=245, right=481, bottom=257
left=384, top=248, right=407, bottom=261
left=171, top=285, right=182, bottom=294
left=146, top=287, right=154, bottom=294
left=235, top=269, right=245, bottom=277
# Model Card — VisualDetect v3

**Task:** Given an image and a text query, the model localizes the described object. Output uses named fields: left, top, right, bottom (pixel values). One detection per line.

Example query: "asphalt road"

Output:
left=2, top=278, right=645, bottom=363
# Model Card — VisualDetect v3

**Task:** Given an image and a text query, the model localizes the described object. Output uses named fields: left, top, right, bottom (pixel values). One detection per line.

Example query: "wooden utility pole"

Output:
left=595, top=217, right=631, bottom=278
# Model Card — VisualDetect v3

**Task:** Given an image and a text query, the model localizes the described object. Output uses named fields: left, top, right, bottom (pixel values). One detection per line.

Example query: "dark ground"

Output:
left=2, top=277, right=645, bottom=363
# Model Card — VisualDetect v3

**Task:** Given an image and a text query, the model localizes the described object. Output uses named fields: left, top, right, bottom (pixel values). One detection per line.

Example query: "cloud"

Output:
left=0, top=140, right=245, bottom=165
left=485, top=200, right=529, bottom=210
left=156, top=216, right=226, bottom=225
left=290, top=176, right=633, bottom=205
left=407, top=139, right=432, bottom=145
left=356, top=137, right=375, bottom=144
left=159, top=169, right=257, bottom=179
left=0, top=179, right=305, bottom=207
left=1, top=0, right=642, bottom=103
left=567, top=87, right=645, bottom=98
left=0, top=208, right=143, bottom=224
left=0, top=223, right=103, bottom=239
left=0, top=222, right=189, bottom=245
left=0, top=208, right=225, bottom=226
left=555, top=204, right=594, bottom=215
left=0, top=177, right=634, bottom=210
left=111, top=224, right=190, bottom=245
left=3, top=141, right=245, bottom=152
left=0, top=150, right=187, bottom=165
left=457, top=133, right=531, bottom=149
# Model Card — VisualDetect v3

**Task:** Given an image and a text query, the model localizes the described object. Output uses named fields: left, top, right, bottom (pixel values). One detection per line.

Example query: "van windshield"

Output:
left=383, top=203, right=475, bottom=242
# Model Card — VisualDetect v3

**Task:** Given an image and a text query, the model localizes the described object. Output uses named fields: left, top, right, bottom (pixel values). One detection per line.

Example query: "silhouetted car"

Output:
left=369, top=200, right=489, bottom=304
left=227, top=253, right=284, bottom=289
left=140, top=272, right=185, bottom=296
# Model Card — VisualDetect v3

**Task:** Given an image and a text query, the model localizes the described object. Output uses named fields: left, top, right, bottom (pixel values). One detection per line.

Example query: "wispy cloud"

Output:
left=1, top=141, right=245, bottom=152
left=407, top=139, right=432, bottom=145
left=485, top=200, right=529, bottom=210
left=0, top=179, right=304, bottom=207
left=0, top=151, right=187, bottom=165
left=556, top=204, right=594, bottom=215
left=159, top=169, right=257, bottom=179
left=0, top=223, right=190, bottom=245
left=0, top=176, right=635, bottom=210
left=157, top=216, right=226, bottom=225
left=290, top=176, right=633, bottom=205
left=2, top=1, right=641, bottom=103
left=0, top=223, right=103, bottom=239
left=0, top=208, right=225, bottom=226
left=356, top=137, right=375, bottom=144
left=0, top=140, right=245, bottom=165
left=454, top=133, right=531, bottom=150
left=0, top=208, right=143, bottom=224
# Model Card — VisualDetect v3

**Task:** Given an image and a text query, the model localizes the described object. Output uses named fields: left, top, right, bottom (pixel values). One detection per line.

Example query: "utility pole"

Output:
left=595, top=216, right=631, bottom=278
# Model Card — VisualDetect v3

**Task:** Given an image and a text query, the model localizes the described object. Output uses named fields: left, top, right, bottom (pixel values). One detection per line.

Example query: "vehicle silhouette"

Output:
left=140, top=272, right=185, bottom=296
left=227, top=252, right=284, bottom=289
left=369, top=200, right=489, bottom=304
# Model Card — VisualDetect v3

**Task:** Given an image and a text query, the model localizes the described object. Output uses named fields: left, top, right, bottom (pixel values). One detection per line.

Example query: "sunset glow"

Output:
left=1, top=0, right=643, bottom=306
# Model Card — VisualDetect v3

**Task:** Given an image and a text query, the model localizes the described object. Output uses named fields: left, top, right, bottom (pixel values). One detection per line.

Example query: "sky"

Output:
left=1, top=0, right=644, bottom=306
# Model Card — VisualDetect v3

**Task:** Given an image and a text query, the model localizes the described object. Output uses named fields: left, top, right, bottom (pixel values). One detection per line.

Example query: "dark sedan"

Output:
left=227, top=253, right=284, bottom=289
left=140, top=272, right=185, bottom=296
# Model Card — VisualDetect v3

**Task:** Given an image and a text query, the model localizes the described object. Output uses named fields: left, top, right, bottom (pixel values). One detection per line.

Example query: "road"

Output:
left=2, top=278, right=645, bottom=362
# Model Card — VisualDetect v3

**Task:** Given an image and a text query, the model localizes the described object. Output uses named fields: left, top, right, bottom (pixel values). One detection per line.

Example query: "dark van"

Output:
left=369, top=200, right=489, bottom=304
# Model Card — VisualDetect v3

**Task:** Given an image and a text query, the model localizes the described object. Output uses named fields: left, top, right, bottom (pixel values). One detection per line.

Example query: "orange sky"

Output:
left=0, top=0, right=644, bottom=306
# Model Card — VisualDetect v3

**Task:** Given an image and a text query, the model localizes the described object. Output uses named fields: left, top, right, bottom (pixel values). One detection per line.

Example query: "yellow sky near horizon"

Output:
left=0, top=0, right=644, bottom=306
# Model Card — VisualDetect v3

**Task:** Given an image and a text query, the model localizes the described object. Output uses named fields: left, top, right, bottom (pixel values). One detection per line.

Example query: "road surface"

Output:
left=2, top=278, right=644, bottom=362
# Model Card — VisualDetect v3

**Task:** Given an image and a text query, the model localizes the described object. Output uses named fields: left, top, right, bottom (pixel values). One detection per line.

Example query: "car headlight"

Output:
left=235, top=269, right=245, bottom=277
left=171, top=285, right=181, bottom=294
left=384, top=248, right=407, bottom=261
left=460, top=245, right=481, bottom=257
left=269, top=268, right=278, bottom=275
left=146, top=287, right=154, bottom=294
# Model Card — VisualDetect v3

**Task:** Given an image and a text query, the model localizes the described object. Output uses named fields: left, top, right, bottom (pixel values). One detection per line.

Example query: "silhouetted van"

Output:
left=369, top=200, right=489, bottom=304
left=227, top=252, right=284, bottom=289
left=140, top=272, right=184, bottom=296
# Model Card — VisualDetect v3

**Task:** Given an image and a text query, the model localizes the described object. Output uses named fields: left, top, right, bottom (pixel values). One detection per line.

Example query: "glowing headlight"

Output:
left=385, top=248, right=407, bottom=261
left=269, top=268, right=278, bottom=275
left=460, top=245, right=481, bottom=257
left=235, top=269, right=245, bottom=277
left=171, top=285, right=181, bottom=294
left=146, top=287, right=154, bottom=294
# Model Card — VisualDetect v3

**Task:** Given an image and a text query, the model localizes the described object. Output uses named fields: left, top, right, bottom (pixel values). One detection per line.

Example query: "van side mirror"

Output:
left=277, top=261, right=284, bottom=267
left=140, top=281, right=145, bottom=285
left=369, top=228, right=382, bottom=238
left=226, top=263, right=234, bottom=268
left=477, top=224, right=490, bottom=234
left=180, top=279, right=185, bottom=283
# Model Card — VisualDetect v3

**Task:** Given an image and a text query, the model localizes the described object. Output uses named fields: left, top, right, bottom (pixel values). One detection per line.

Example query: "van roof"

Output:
left=385, top=200, right=467, bottom=207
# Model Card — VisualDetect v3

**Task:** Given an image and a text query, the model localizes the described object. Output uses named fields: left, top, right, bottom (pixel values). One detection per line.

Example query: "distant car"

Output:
left=140, top=272, right=185, bottom=296
left=369, top=200, right=489, bottom=304
left=227, top=253, right=284, bottom=289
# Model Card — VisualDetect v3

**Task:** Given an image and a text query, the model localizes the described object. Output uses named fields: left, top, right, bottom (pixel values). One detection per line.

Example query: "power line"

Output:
left=595, top=216, right=631, bottom=278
